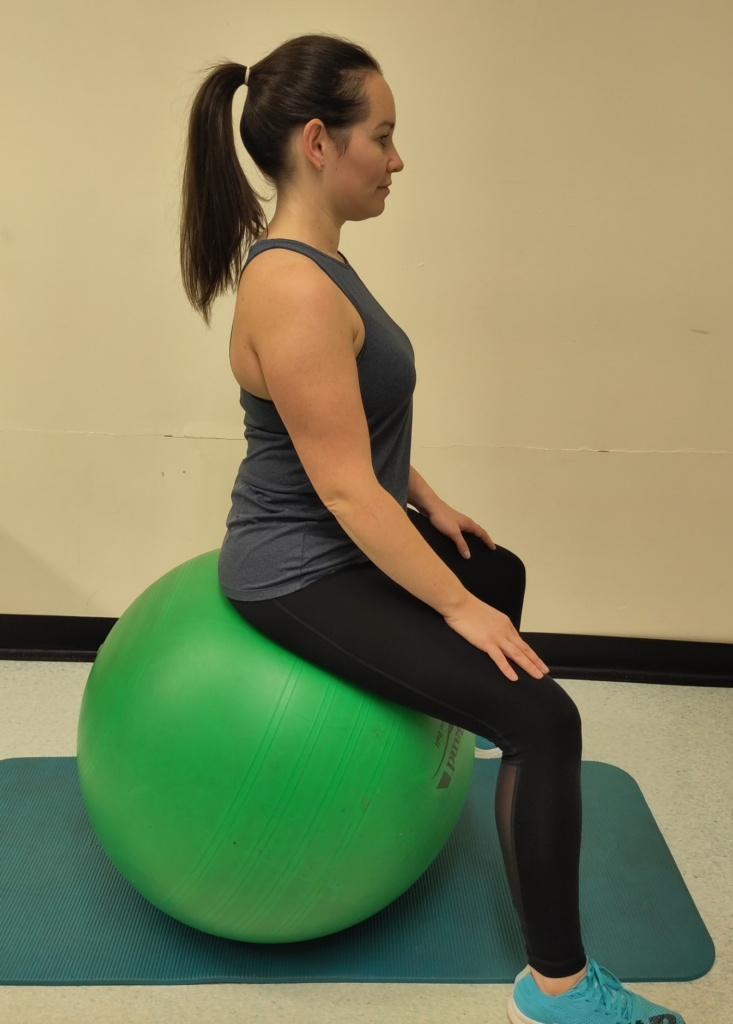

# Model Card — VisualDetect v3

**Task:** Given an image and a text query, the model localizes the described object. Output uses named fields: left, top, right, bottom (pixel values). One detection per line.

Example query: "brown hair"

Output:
left=179, top=32, right=382, bottom=326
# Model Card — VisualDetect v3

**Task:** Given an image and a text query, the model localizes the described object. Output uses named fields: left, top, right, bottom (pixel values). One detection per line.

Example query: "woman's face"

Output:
left=289, top=73, right=404, bottom=227
left=342, top=72, right=403, bottom=197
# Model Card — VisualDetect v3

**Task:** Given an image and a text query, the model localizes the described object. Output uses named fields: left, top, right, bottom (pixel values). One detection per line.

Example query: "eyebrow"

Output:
left=375, top=120, right=395, bottom=129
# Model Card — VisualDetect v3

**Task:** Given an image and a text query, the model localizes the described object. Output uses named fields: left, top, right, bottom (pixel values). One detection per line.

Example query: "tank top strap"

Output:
left=246, top=237, right=353, bottom=269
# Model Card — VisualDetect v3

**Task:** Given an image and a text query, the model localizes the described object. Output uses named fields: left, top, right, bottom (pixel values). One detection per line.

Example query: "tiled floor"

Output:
left=0, top=660, right=729, bottom=1023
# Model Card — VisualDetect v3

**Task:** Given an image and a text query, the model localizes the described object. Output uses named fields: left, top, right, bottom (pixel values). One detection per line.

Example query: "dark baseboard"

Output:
left=0, top=614, right=731, bottom=687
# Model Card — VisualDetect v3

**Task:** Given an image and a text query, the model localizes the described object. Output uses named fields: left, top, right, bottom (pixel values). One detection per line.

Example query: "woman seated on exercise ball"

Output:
left=177, top=31, right=685, bottom=1024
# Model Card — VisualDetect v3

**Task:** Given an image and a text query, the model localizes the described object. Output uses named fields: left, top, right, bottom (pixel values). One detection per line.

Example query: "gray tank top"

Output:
left=218, top=238, right=416, bottom=601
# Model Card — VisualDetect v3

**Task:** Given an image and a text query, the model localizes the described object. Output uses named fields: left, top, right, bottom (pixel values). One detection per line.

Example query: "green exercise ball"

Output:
left=76, top=549, right=475, bottom=944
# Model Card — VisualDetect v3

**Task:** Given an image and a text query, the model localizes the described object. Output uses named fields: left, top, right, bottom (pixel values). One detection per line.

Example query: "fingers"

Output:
left=483, top=613, right=550, bottom=682
left=486, top=645, right=519, bottom=681
left=518, top=652, right=546, bottom=678
left=512, top=631, right=550, bottom=675
left=501, top=639, right=548, bottom=680
left=520, top=647, right=549, bottom=675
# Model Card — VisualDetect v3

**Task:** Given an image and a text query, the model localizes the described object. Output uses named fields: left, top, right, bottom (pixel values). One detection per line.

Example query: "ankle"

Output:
left=530, top=961, right=588, bottom=997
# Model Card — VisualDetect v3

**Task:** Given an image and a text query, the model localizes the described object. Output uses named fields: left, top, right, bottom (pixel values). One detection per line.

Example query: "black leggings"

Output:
left=227, top=507, right=586, bottom=977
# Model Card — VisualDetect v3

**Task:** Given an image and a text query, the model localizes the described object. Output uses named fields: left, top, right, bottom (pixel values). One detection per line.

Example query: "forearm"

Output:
left=330, top=484, right=468, bottom=617
left=407, top=464, right=441, bottom=513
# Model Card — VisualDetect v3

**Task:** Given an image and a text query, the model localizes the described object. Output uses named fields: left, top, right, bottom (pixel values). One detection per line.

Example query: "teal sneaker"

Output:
left=506, top=957, right=686, bottom=1023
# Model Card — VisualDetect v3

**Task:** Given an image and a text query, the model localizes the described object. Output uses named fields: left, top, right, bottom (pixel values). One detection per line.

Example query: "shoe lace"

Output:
left=568, top=959, right=634, bottom=1021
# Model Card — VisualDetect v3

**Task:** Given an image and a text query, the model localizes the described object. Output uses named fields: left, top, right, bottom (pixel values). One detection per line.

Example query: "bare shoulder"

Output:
left=238, top=245, right=356, bottom=337
left=243, top=244, right=316, bottom=277
left=242, top=243, right=329, bottom=283
left=239, top=246, right=335, bottom=310
left=230, top=242, right=362, bottom=396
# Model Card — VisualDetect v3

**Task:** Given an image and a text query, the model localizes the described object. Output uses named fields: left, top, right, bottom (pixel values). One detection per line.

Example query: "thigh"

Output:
left=228, top=512, right=575, bottom=756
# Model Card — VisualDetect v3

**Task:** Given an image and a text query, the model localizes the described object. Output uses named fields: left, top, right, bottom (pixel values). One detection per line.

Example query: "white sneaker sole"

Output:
left=506, top=994, right=543, bottom=1024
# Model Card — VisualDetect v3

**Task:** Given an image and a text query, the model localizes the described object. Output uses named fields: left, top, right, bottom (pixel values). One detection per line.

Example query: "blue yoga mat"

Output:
left=0, top=753, right=714, bottom=986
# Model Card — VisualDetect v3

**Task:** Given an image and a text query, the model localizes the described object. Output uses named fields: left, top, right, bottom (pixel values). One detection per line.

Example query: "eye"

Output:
left=379, top=134, right=390, bottom=145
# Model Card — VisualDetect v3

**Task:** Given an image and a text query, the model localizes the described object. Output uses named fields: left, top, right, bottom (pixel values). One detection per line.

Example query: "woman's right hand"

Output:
left=443, top=592, right=550, bottom=681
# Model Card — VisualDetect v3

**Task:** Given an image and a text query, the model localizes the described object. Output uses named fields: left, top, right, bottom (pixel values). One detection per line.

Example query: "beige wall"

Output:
left=1, top=3, right=731, bottom=640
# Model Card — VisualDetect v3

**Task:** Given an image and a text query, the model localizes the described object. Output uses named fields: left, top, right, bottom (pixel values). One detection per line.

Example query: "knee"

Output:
left=529, top=682, right=583, bottom=747
left=494, top=544, right=526, bottom=582
left=548, top=686, right=583, bottom=752
left=560, top=689, right=582, bottom=734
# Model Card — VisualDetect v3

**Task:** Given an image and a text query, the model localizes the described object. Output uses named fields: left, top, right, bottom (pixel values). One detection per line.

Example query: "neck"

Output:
left=262, top=217, right=341, bottom=261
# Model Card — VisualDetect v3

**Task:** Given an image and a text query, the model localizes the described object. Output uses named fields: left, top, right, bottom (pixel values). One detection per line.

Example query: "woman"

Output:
left=178, top=32, right=684, bottom=1024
